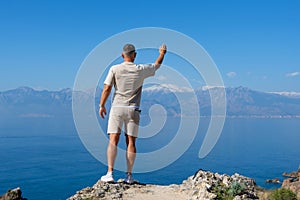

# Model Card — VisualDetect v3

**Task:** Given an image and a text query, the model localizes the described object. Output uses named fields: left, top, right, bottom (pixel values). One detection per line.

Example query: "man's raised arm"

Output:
left=154, top=44, right=167, bottom=69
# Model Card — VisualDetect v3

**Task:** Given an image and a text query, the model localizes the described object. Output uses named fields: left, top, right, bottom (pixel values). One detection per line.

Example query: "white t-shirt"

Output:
left=104, top=62, right=158, bottom=107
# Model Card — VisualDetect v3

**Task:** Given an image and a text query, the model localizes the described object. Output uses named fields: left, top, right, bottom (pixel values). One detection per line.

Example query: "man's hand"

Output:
left=99, top=106, right=107, bottom=119
left=159, top=44, right=167, bottom=55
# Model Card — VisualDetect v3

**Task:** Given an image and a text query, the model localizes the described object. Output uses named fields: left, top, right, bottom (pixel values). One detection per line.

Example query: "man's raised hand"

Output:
left=159, top=44, right=167, bottom=55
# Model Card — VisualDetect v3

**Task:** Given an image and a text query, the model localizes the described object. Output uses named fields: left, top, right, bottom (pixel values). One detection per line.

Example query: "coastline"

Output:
left=2, top=168, right=299, bottom=200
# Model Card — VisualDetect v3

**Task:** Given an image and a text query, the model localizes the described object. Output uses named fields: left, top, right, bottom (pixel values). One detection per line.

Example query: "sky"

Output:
left=0, top=0, right=299, bottom=92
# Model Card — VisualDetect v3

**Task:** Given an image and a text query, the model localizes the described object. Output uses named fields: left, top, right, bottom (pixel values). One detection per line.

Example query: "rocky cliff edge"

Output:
left=68, top=169, right=259, bottom=200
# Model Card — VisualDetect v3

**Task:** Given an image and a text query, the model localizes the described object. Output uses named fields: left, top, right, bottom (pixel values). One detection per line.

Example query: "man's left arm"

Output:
left=99, top=84, right=112, bottom=119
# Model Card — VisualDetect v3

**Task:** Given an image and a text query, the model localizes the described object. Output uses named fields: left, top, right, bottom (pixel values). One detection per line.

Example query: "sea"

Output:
left=0, top=117, right=300, bottom=200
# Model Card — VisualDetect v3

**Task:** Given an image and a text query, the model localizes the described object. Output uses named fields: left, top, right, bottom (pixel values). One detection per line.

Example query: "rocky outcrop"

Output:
left=281, top=167, right=300, bottom=199
left=0, top=188, right=27, bottom=200
left=283, top=171, right=299, bottom=178
left=68, top=169, right=259, bottom=200
left=265, top=178, right=281, bottom=184
left=180, top=169, right=258, bottom=200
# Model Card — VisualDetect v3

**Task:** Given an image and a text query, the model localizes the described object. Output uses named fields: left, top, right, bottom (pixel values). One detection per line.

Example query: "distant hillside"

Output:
left=142, top=85, right=300, bottom=117
left=0, top=86, right=300, bottom=120
left=0, top=87, right=72, bottom=119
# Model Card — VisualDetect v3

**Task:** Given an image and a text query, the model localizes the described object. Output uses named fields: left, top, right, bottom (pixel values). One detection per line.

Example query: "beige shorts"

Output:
left=107, top=106, right=140, bottom=137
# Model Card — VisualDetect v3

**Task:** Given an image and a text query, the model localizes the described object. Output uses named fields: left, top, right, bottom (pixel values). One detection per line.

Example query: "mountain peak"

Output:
left=59, top=88, right=72, bottom=93
left=143, top=84, right=193, bottom=93
left=269, top=91, right=300, bottom=98
left=16, top=86, right=35, bottom=92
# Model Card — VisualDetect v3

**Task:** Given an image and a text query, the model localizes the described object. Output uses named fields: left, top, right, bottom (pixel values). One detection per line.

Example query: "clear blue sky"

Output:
left=0, top=0, right=299, bottom=92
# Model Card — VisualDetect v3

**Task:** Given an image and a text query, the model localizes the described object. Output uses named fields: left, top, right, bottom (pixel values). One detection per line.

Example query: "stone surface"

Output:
left=68, top=169, right=259, bottom=200
left=266, top=178, right=281, bottom=184
left=282, top=167, right=300, bottom=178
left=282, top=178, right=300, bottom=199
left=0, top=188, right=27, bottom=200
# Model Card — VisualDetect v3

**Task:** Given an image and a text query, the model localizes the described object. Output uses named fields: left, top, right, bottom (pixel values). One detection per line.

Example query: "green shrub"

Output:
left=211, top=181, right=246, bottom=200
left=227, top=181, right=246, bottom=197
left=268, top=188, right=297, bottom=200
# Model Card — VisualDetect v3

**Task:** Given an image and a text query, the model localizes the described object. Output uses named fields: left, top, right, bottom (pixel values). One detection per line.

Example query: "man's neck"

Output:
left=124, top=58, right=134, bottom=63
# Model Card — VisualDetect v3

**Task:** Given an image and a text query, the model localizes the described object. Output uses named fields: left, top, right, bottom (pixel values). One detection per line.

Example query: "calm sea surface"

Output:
left=0, top=117, right=299, bottom=200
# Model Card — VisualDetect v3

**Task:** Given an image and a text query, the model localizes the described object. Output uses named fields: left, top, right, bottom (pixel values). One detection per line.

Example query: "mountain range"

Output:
left=0, top=86, right=300, bottom=121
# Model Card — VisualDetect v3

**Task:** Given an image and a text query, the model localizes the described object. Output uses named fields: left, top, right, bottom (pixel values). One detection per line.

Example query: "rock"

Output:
left=185, top=170, right=258, bottom=199
left=281, top=167, right=300, bottom=199
left=282, top=166, right=300, bottom=179
left=68, top=169, right=259, bottom=200
left=266, top=178, right=281, bottom=184
left=233, top=196, right=242, bottom=200
left=0, top=188, right=27, bottom=200
left=282, top=178, right=300, bottom=198
left=222, top=176, right=230, bottom=187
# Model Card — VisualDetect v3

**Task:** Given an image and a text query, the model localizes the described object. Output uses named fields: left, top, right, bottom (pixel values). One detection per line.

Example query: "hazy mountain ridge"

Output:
left=0, top=86, right=72, bottom=119
left=0, top=86, right=300, bottom=119
left=142, top=86, right=300, bottom=117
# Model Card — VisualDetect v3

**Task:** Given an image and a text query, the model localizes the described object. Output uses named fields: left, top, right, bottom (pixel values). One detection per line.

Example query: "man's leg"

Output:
left=107, top=133, right=120, bottom=173
left=101, top=133, right=120, bottom=182
left=125, top=134, right=136, bottom=174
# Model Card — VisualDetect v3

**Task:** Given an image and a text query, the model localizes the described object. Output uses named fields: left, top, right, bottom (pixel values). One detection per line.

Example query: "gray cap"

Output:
left=123, top=44, right=136, bottom=54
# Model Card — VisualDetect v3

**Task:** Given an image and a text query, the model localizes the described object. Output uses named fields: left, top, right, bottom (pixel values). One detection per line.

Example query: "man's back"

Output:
left=104, top=61, right=157, bottom=107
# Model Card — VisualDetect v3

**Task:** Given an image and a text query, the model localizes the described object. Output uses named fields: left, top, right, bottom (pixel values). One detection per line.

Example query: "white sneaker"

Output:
left=124, top=172, right=137, bottom=184
left=101, top=172, right=114, bottom=183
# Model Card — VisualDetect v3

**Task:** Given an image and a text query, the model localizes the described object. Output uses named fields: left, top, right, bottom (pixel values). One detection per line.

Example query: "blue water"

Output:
left=0, top=117, right=300, bottom=199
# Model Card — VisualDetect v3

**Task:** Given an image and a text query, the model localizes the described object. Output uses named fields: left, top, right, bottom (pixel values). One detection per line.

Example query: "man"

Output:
left=99, top=43, right=167, bottom=183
